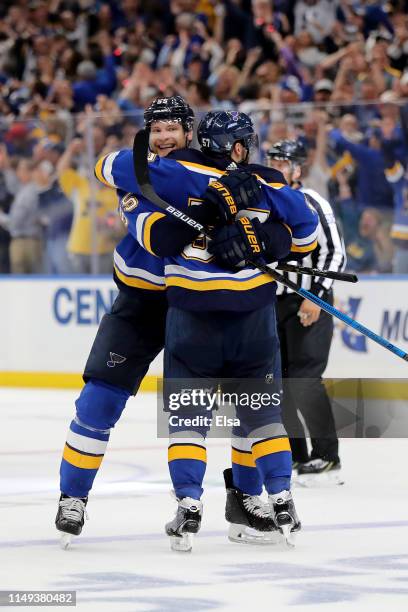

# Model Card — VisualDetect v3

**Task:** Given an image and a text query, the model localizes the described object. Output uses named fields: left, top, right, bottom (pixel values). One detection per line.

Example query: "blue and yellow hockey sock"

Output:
left=168, top=434, right=207, bottom=500
left=59, top=380, right=130, bottom=498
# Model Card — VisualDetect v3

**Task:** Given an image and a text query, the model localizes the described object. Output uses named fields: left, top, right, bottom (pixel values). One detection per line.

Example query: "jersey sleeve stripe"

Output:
left=291, top=239, right=318, bottom=253
left=135, top=212, right=162, bottom=254
left=102, top=151, right=120, bottom=186
left=135, top=212, right=150, bottom=248
left=142, top=212, right=166, bottom=255
left=291, top=227, right=319, bottom=245
left=94, top=155, right=111, bottom=187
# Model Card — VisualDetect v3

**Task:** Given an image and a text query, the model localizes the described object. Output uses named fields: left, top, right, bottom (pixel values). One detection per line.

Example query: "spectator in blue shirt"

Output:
left=329, top=124, right=394, bottom=212
left=73, top=55, right=116, bottom=111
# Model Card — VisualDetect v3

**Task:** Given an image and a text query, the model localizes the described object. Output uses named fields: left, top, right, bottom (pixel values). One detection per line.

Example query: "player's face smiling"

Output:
left=149, top=121, right=186, bottom=156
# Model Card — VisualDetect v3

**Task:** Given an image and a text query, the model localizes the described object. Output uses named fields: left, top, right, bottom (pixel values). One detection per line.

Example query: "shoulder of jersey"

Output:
left=167, top=147, right=233, bottom=171
left=246, top=164, right=287, bottom=185
left=166, top=148, right=208, bottom=164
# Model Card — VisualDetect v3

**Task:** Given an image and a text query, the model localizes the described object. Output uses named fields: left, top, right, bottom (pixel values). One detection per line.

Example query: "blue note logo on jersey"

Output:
left=336, top=297, right=367, bottom=353
left=107, top=352, right=127, bottom=368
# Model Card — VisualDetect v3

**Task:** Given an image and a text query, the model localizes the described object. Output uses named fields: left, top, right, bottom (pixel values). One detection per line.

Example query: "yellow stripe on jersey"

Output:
left=63, top=444, right=104, bottom=470
left=94, top=156, right=111, bottom=187
left=168, top=444, right=207, bottom=462
left=252, top=437, right=291, bottom=460
left=282, top=223, right=293, bottom=236
left=266, top=182, right=285, bottom=189
left=291, top=239, right=318, bottom=253
left=176, top=160, right=225, bottom=176
left=166, top=274, right=275, bottom=291
left=142, top=212, right=166, bottom=255
left=113, top=264, right=166, bottom=291
left=231, top=447, right=256, bottom=468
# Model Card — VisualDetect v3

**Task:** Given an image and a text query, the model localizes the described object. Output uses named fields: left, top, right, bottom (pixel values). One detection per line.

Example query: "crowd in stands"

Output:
left=0, top=0, right=407, bottom=275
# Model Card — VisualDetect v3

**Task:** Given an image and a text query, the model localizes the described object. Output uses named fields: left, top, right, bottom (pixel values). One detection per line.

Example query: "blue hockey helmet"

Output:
left=197, top=110, right=259, bottom=158
left=267, top=139, right=307, bottom=165
left=144, top=95, right=195, bottom=131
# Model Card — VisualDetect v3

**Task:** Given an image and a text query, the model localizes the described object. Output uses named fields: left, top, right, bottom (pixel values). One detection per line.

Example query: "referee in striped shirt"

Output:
left=267, top=140, right=346, bottom=485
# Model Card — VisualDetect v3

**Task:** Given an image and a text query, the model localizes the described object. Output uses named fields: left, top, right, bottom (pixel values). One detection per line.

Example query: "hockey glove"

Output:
left=204, top=171, right=263, bottom=223
left=208, top=216, right=266, bottom=269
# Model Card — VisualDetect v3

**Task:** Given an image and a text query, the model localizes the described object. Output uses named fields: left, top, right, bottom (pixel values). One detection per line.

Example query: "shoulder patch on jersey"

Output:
left=147, top=151, right=157, bottom=162
left=121, top=193, right=139, bottom=212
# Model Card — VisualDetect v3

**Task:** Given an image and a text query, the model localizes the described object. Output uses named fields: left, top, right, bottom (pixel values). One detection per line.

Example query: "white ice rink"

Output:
left=1, top=387, right=408, bottom=612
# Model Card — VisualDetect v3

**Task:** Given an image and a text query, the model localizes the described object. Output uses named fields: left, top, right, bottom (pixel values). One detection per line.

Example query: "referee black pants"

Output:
left=277, top=291, right=339, bottom=463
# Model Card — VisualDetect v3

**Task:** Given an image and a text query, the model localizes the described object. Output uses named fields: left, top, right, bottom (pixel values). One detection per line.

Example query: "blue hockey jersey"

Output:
left=95, top=149, right=318, bottom=310
left=111, top=156, right=289, bottom=297
left=113, top=233, right=165, bottom=292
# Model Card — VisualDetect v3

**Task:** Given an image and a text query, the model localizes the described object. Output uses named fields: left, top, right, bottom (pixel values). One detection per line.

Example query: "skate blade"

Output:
left=294, top=471, right=345, bottom=488
left=170, top=533, right=193, bottom=553
left=280, top=524, right=296, bottom=548
left=228, top=524, right=280, bottom=545
left=59, top=532, right=72, bottom=550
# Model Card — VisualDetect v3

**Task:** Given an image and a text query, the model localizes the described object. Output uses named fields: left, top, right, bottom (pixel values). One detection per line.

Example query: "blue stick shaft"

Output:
left=250, top=260, right=408, bottom=361
left=298, top=287, right=408, bottom=360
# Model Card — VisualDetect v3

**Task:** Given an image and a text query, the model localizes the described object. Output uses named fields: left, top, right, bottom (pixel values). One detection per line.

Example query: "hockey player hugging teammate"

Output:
left=93, top=109, right=318, bottom=551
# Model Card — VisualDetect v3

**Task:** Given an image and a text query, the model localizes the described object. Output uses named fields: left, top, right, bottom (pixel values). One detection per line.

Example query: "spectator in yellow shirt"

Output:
left=57, top=136, right=123, bottom=273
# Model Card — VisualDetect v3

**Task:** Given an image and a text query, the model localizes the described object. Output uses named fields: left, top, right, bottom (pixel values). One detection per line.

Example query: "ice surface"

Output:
left=1, top=388, right=408, bottom=612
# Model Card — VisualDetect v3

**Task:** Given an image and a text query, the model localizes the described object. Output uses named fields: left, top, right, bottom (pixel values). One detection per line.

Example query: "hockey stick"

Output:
left=132, top=129, right=408, bottom=362
left=276, top=263, right=358, bottom=283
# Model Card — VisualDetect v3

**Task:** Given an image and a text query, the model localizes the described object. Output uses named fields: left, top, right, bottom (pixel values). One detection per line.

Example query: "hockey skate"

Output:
left=55, top=494, right=88, bottom=549
left=224, top=469, right=280, bottom=545
left=269, top=490, right=301, bottom=547
left=165, top=495, right=202, bottom=552
left=295, top=459, right=344, bottom=487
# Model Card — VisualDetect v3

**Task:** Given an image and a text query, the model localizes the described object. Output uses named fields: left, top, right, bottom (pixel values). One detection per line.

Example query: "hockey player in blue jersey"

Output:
left=55, top=97, right=195, bottom=548
left=55, top=98, right=294, bottom=548
left=95, top=110, right=318, bottom=549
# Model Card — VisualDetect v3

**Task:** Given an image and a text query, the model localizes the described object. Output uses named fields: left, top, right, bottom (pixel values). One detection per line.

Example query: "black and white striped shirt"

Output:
left=276, top=187, right=346, bottom=297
